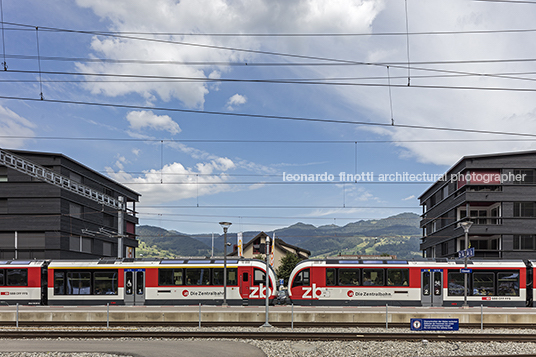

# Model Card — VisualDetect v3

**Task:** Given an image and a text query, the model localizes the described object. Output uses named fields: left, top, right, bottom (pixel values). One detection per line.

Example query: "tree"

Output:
left=276, top=253, right=301, bottom=286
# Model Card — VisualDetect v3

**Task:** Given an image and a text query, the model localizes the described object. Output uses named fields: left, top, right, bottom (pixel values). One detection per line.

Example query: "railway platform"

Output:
left=0, top=305, right=535, bottom=326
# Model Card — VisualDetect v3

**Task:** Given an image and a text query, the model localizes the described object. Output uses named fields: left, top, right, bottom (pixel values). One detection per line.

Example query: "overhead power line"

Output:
left=3, top=95, right=536, bottom=139
left=5, top=21, right=536, bottom=36
left=3, top=135, right=536, bottom=144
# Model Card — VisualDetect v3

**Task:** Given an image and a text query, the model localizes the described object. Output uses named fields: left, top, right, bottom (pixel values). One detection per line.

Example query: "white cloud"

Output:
left=324, top=0, right=536, bottom=165
left=126, top=111, right=181, bottom=135
left=226, top=94, right=247, bottom=111
left=0, top=106, right=36, bottom=148
left=74, top=0, right=382, bottom=108
left=106, top=160, right=234, bottom=205
left=402, top=195, right=416, bottom=201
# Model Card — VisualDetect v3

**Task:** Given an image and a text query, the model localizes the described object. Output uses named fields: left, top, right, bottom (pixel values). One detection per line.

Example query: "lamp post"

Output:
left=261, top=234, right=272, bottom=328
left=460, top=221, right=473, bottom=308
left=219, top=222, right=232, bottom=306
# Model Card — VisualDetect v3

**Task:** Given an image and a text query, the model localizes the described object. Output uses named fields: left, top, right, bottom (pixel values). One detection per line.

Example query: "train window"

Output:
left=186, top=268, right=210, bottom=285
left=66, top=272, right=91, bottom=294
left=434, top=272, right=442, bottom=296
left=254, top=269, right=265, bottom=285
left=0, top=269, right=4, bottom=285
left=159, top=268, right=183, bottom=286
left=54, top=271, right=65, bottom=295
left=158, top=269, right=173, bottom=286
left=243, top=272, right=248, bottom=282
left=173, top=270, right=183, bottom=285
left=497, top=272, right=520, bottom=296
left=94, top=271, right=118, bottom=295
left=387, top=269, right=409, bottom=286
left=326, top=268, right=337, bottom=286
left=291, top=269, right=310, bottom=288
left=423, top=271, right=430, bottom=296
left=6, top=269, right=28, bottom=286
left=136, top=271, right=144, bottom=295
left=125, top=271, right=133, bottom=295
left=472, top=272, right=494, bottom=296
left=363, top=268, right=384, bottom=286
left=448, top=272, right=467, bottom=296
left=213, top=268, right=238, bottom=286
left=339, top=269, right=360, bottom=286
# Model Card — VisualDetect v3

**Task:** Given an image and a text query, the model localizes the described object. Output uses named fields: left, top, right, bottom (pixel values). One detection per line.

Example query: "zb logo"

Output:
left=249, top=283, right=272, bottom=298
left=301, top=283, right=322, bottom=299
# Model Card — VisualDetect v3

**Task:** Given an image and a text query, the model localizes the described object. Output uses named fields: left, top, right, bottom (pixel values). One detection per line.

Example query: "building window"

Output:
left=441, top=242, right=449, bottom=256
left=69, top=171, right=82, bottom=183
left=513, top=169, right=536, bottom=184
left=103, top=214, right=115, bottom=229
left=514, top=202, right=536, bottom=217
left=513, top=235, right=535, bottom=250
left=70, top=236, right=81, bottom=252
left=458, top=204, right=501, bottom=225
left=81, top=237, right=92, bottom=253
left=103, top=242, right=113, bottom=256
left=69, top=203, right=83, bottom=218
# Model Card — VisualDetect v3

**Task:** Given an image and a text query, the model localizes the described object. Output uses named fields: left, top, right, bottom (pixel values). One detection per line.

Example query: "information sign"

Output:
left=410, top=318, right=459, bottom=331
left=460, top=268, right=472, bottom=273
left=466, top=247, right=475, bottom=258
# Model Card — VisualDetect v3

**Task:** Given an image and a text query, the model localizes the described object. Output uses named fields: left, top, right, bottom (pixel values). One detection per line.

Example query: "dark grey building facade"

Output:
left=420, top=150, right=536, bottom=259
left=0, top=149, right=140, bottom=259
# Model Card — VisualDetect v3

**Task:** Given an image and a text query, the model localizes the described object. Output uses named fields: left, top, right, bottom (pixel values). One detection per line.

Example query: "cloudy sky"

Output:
left=2, top=0, right=536, bottom=235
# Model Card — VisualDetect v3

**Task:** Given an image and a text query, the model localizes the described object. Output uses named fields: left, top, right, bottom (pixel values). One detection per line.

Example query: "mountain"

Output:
left=136, top=225, right=213, bottom=257
left=135, top=212, right=423, bottom=259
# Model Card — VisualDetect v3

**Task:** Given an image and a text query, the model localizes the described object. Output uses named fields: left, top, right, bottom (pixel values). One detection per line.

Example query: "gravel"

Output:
left=1, top=326, right=536, bottom=357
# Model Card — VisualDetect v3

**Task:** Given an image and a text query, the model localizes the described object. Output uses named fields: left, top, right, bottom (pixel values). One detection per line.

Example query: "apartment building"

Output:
left=0, top=149, right=139, bottom=259
left=419, top=150, right=536, bottom=259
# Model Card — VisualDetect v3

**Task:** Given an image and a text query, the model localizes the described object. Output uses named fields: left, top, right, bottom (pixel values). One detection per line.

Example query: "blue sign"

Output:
left=460, top=268, right=472, bottom=273
left=411, top=318, right=459, bottom=331
left=279, top=279, right=284, bottom=286
left=458, top=248, right=475, bottom=258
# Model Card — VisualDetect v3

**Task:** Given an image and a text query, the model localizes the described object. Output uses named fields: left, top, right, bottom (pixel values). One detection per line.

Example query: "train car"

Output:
left=47, top=258, right=276, bottom=306
left=288, top=259, right=529, bottom=307
left=0, top=260, right=47, bottom=305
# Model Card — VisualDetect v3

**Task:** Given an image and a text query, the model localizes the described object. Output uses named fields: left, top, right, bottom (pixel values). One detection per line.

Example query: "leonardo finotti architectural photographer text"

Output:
left=282, top=171, right=527, bottom=183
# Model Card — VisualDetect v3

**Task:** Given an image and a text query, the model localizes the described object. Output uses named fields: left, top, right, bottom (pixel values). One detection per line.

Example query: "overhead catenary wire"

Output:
left=7, top=20, right=536, bottom=36
left=4, top=95, right=536, bottom=139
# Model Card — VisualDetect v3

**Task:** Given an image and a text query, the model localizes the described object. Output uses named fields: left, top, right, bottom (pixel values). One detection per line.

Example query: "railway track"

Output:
left=2, top=330, right=536, bottom=342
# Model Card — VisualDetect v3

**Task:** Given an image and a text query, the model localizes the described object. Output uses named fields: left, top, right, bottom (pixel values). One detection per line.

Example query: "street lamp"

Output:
left=460, top=221, right=473, bottom=308
left=261, top=233, right=272, bottom=328
left=219, top=221, right=232, bottom=306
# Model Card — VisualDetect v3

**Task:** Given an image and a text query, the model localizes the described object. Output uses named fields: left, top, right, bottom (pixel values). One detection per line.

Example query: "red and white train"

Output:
left=0, top=258, right=276, bottom=306
left=288, top=259, right=533, bottom=307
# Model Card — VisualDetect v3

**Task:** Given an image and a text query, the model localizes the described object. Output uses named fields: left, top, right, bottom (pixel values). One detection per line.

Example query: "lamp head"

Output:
left=219, top=222, right=232, bottom=232
left=460, top=221, right=473, bottom=232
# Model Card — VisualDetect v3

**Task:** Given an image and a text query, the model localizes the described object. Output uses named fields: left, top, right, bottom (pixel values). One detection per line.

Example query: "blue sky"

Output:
left=2, top=0, right=536, bottom=235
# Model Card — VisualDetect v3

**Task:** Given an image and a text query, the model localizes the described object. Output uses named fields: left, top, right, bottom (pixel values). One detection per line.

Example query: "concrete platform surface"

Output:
left=0, top=339, right=266, bottom=357
left=1, top=305, right=536, bottom=325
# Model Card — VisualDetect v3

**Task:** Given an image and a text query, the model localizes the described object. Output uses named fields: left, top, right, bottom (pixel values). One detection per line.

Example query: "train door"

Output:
left=240, top=267, right=251, bottom=300
left=124, top=269, right=145, bottom=306
left=421, top=269, right=443, bottom=307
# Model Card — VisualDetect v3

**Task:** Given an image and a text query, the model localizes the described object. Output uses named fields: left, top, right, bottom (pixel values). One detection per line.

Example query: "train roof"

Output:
left=293, top=258, right=528, bottom=268
left=46, top=257, right=269, bottom=268
left=0, top=260, right=47, bottom=267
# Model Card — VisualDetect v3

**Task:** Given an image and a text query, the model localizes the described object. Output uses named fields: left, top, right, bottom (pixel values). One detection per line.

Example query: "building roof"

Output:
left=418, top=149, right=536, bottom=200
left=7, top=148, right=140, bottom=198
left=229, top=231, right=311, bottom=257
